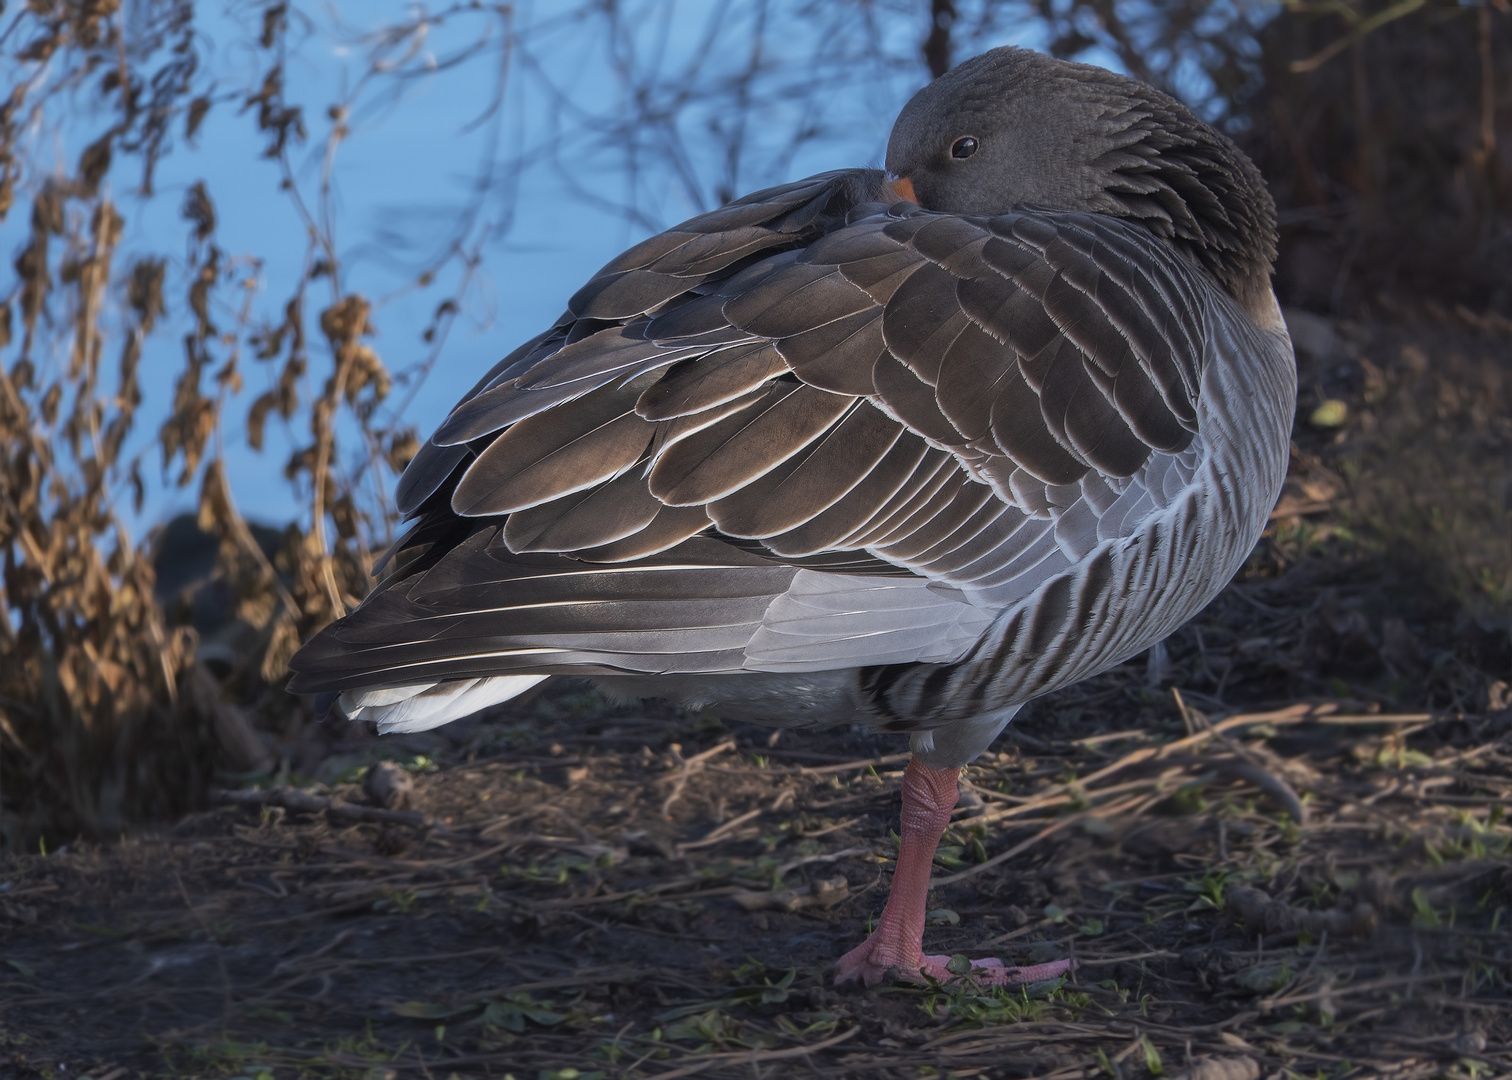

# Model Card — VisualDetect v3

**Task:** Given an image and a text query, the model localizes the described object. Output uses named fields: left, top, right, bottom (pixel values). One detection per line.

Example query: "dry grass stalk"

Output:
left=0, top=2, right=487, bottom=849
left=1, top=678, right=1506, bottom=1076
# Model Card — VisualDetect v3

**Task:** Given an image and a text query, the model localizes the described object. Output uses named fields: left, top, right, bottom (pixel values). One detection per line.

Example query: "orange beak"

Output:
left=883, top=174, right=919, bottom=205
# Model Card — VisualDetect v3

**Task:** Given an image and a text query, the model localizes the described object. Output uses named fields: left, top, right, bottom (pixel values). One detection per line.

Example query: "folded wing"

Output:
left=289, top=170, right=1230, bottom=696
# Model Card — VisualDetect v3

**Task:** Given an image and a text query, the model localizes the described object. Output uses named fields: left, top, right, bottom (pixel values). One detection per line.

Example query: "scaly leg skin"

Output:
left=834, top=757, right=1074, bottom=988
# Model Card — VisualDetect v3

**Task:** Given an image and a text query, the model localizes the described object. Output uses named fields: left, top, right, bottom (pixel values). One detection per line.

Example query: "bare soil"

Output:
left=3, top=547, right=1511, bottom=1080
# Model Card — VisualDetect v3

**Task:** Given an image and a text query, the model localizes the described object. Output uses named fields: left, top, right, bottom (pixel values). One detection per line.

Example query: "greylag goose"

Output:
left=288, top=46, right=1294, bottom=988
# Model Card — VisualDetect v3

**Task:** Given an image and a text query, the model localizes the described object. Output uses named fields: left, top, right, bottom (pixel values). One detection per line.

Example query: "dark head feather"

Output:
left=885, top=47, right=1277, bottom=316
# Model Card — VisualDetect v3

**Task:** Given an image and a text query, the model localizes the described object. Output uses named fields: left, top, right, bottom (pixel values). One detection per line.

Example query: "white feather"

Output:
left=340, top=674, right=548, bottom=733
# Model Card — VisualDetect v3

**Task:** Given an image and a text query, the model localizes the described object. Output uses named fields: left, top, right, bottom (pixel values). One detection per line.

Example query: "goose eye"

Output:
left=950, top=136, right=979, bottom=159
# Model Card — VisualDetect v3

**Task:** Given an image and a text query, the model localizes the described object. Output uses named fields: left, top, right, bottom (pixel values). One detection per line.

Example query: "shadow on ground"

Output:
left=3, top=645, right=1509, bottom=1078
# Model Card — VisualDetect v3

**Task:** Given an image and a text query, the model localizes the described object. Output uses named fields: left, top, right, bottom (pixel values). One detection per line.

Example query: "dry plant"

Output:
left=0, top=0, right=511, bottom=851
left=1, top=0, right=213, bottom=850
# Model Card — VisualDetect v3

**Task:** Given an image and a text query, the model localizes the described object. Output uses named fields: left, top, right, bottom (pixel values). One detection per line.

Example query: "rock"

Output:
left=364, top=761, right=415, bottom=809
left=1454, top=1032, right=1487, bottom=1056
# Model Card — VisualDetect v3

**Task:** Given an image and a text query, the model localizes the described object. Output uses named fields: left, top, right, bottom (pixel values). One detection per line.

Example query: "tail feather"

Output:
left=337, top=675, right=548, bottom=733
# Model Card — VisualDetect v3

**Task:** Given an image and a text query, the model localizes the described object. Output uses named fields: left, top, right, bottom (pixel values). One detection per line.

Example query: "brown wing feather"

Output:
left=502, top=466, right=663, bottom=553
left=636, top=343, right=788, bottom=421
left=707, top=403, right=904, bottom=537
left=424, top=193, right=1209, bottom=566
left=648, top=382, right=855, bottom=505
left=317, top=178, right=1227, bottom=693
left=759, top=433, right=932, bottom=556
left=451, top=379, right=655, bottom=516
left=573, top=504, right=713, bottom=563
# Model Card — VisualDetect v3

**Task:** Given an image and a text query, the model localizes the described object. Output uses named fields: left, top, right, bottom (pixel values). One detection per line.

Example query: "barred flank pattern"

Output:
left=864, top=303, right=1293, bottom=728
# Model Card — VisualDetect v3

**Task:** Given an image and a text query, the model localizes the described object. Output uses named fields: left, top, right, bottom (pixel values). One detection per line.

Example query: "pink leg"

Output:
left=834, top=757, right=1074, bottom=988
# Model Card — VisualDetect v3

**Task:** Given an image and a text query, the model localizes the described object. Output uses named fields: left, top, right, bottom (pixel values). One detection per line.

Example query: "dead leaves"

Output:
left=319, top=293, right=391, bottom=414
left=0, top=9, right=319, bottom=849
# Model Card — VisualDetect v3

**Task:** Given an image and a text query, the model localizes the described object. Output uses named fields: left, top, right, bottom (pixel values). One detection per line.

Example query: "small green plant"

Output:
left=1140, top=1034, right=1164, bottom=1075
left=919, top=973, right=1079, bottom=1028
left=933, top=840, right=969, bottom=870
left=1184, top=867, right=1232, bottom=910
left=380, top=888, right=420, bottom=914
left=661, top=1008, right=744, bottom=1050
left=1235, top=960, right=1292, bottom=993
left=481, top=994, right=566, bottom=1034
left=775, top=1011, right=839, bottom=1038
left=726, top=966, right=797, bottom=1007
left=391, top=992, right=567, bottom=1035
left=1411, top=886, right=1444, bottom=929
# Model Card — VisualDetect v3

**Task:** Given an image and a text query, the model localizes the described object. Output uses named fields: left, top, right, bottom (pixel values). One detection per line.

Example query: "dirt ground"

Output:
left=4, top=311, right=1512, bottom=1080
left=3, top=547, right=1511, bottom=1079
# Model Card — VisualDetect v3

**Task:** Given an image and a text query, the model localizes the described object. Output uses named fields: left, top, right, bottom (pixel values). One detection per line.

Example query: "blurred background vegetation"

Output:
left=1, top=0, right=1509, bottom=852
